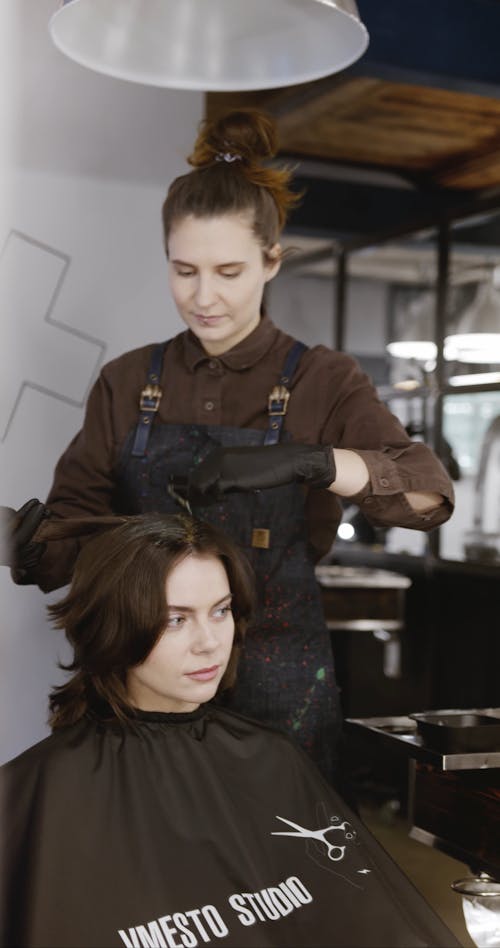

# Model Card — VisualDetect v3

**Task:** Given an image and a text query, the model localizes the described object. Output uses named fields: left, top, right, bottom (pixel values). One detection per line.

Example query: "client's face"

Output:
left=126, top=553, right=235, bottom=713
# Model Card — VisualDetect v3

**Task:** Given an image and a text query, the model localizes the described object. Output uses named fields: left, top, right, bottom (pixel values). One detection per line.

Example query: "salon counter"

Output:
left=345, top=711, right=500, bottom=878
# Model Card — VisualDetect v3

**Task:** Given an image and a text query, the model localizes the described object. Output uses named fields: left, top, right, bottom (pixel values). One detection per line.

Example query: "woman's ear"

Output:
left=264, top=243, right=282, bottom=282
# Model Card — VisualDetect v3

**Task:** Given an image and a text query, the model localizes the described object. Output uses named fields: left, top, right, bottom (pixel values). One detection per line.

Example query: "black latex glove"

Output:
left=189, top=443, right=336, bottom=499
left=0, top=499, right=48, bottom=579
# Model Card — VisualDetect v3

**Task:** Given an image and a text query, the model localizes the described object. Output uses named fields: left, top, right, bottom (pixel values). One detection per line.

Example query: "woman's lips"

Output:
left=185, top=665, right=220, bottom=682
left=193, top=314, right=225, bottom=326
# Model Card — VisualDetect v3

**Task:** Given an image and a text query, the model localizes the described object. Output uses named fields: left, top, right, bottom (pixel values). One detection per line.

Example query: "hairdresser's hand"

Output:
left=189, top=443, right=336, bottom=498
left=0, top=499, right=48, bottom=580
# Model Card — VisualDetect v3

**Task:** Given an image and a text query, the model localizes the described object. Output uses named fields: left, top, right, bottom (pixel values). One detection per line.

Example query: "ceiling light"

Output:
left=386, top=291, right=437, bottom=362
left=449, top=371, right=500, bottom=387
left=49, top=0, right=369, bottom=92
left=387, top=340, right=437, bottom=361
left=392, top=379, right=422, bottom=391
left=337, top=522, right=355, bottom=540
left=445, top=276, right=500, bottom=364
left=337, top=507, right=378, bottom=545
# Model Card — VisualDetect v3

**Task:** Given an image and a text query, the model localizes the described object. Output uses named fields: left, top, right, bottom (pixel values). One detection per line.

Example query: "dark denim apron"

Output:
left=114, top=341, right=340, bottom=781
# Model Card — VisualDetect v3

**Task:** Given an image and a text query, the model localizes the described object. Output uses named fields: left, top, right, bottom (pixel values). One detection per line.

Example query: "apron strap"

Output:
left=131, top=342, right=167, bottom=458
left=131, top=337, right=307, bottom=456
left=264, top=340, right=308, bottom=446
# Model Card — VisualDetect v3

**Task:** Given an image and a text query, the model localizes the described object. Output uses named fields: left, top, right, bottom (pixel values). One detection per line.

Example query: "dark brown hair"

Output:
left=162, top=109, right=301, bottom=260
left=48, top=514, right=255, bottom=729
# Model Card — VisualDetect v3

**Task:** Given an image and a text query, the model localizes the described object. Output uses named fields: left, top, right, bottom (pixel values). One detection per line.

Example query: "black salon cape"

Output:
left=1, top=706, right=458, bottom=948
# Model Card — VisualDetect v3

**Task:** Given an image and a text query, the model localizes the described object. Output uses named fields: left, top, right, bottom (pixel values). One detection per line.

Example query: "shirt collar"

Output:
left=182, top=315, right=279, bottom=371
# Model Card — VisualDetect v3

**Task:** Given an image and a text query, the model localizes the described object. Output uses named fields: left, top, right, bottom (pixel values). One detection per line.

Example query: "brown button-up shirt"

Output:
left=37, top=316, right=453, bottom=590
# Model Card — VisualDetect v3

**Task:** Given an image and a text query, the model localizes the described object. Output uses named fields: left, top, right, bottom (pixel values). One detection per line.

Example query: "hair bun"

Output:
left=163, top=106, right=301, bottom=242
left=189, top=109, right=278, bottom=168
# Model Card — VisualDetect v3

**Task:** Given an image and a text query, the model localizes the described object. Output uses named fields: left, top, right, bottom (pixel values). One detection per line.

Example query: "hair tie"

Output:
left=215, top=151, right=242, bottom=164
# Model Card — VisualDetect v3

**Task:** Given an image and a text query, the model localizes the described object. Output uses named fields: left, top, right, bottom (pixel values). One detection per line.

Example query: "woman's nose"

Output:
left=192, top=620, right=218, bottom=652
left=194, top=276, right=217, bottom=309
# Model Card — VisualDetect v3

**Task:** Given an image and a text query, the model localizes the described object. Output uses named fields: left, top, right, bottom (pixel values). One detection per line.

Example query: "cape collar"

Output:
left=131, top=704, right=209, bottom=725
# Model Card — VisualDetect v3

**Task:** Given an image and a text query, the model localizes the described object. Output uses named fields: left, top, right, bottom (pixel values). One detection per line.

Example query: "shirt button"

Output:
left=208, top=359, right=219, bottom=370
left=380, top=477, right=389, bottom=487
left=363, top=497, right=373, bottom=506
left=204, top=400, right=215, bottom=411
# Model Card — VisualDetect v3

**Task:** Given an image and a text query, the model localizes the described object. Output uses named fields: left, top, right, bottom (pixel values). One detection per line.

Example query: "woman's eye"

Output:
left=214, top=605, right=232, bottom=619
left=167, top=615, right=185, bottom=628
left=176, top=270, right=195, bottom=278
left=220, top=271, right=240, bottom=279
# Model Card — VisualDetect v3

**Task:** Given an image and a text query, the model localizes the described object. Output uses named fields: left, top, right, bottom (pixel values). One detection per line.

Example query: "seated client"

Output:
left=0, top=514, right=458, bottom=948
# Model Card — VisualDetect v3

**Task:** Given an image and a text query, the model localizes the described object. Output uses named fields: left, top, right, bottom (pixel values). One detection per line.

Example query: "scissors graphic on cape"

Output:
left=272, top=815, right=355, bottom=862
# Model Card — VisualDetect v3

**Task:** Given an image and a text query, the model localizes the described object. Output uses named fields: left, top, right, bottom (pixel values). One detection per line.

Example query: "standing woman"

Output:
left=4, top=110, right=454, bottom=783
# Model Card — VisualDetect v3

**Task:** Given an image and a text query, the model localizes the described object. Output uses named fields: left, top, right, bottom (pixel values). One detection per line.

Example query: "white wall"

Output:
left=1, top=2, right=203, bottom=763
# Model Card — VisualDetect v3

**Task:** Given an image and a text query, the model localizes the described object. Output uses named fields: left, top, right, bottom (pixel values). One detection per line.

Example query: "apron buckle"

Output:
left=267, top=385, right=290, bottom=416
left=139, top=384, right=162, bottom=412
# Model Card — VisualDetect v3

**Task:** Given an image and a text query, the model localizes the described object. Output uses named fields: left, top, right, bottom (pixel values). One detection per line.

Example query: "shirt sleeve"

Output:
left=31, top=370, right=119, bottom=592
left=313, top=350, right=455, bottom=531
left=348, top=444, right=454, bottom=531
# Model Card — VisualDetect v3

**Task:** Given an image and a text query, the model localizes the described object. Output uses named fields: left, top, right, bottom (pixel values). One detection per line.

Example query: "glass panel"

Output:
left=440, top=388, right=500, bottom=564
left=445, top=211, right=500, bottom=386
left=336, top=232, right=441, bottom=558
left=275, top=217, right=500, bottom=566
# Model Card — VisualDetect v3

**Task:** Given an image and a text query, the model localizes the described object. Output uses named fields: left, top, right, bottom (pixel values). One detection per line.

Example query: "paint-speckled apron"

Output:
left=113, top=341, right=340, bottom=781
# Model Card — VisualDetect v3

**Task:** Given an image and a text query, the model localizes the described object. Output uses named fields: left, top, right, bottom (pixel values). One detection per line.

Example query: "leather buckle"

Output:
left=139, top=383, right=162, bottom=412
left=267, top=385, right=290, bottom=416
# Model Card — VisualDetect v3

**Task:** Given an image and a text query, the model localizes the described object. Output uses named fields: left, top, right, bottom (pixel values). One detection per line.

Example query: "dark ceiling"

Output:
left=206, top=0, right=500, bottom=246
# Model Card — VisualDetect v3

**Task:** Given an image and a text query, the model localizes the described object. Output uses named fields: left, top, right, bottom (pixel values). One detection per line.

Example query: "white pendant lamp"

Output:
left=444, top=276, right=500, bottom=364
left=49, top=0, right=369, bottom=92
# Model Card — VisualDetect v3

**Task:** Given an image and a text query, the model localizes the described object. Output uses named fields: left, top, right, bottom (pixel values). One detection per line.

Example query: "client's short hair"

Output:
left=48, top=514, right=254, bottom=728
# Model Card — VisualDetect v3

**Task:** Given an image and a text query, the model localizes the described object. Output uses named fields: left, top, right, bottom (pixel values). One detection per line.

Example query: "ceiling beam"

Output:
left=286, top=179, right=500, bottom=251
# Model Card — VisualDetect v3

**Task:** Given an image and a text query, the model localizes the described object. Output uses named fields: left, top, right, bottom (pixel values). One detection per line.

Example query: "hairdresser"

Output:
left=2, top=110, right=454, bottom=782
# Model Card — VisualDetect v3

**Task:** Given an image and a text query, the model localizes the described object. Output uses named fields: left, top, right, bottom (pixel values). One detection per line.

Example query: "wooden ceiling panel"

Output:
left=207, top=77, right=500, bottom=190
left=434, top=144, right=500, bottom=189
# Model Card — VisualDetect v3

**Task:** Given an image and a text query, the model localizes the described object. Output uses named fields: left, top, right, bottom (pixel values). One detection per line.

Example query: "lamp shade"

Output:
left=445, top=277, right=500, bottom=363
left=49, top=0, right=369, bottom=91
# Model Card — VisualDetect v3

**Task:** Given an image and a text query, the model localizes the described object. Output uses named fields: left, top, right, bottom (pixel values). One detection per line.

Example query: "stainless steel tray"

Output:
left=345, top=709, right=500, bottom=771
left=410, top=710, right=500, bottom=753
